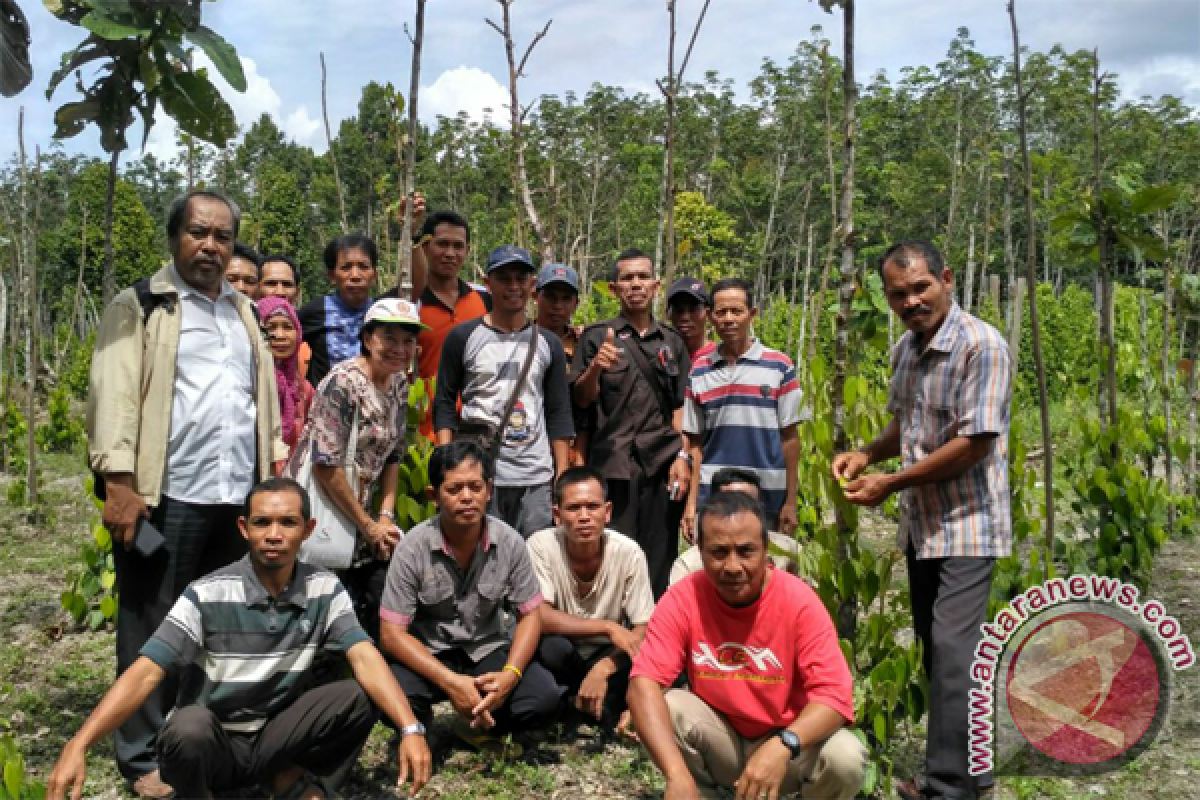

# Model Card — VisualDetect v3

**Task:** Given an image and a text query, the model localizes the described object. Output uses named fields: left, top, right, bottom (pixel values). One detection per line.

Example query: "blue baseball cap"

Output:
left=667, top=276, right=708, bottom=307
left=486, top=244, right=535, bottom=274
left=536, top=263, right=580, bottom=293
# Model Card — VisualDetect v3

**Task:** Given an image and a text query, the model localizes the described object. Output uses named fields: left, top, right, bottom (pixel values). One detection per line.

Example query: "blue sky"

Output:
left=2, top=0, right=1197, bottom=165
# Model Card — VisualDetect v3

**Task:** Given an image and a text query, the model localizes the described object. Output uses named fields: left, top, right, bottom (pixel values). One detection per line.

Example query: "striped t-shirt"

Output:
left=683, top=340, right=804, bottom=515
left=140, top=556, right=369, bottom=733
left=433, top=318, right=574, bottom=486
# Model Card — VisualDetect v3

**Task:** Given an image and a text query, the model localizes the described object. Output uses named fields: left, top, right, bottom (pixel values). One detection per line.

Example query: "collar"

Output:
left=913, top=302, right=963, bottom=355
left=329, top=292, right=372, bottom=314
left=170, top=264, right=236, bottom=303
left=712, top=338, right=765, bottom=366
left=421, top=279, right=475, bottom=312
left=429, top=514, right=493, bottom=556
left=613, top=314, right=663, bottom=340
left=239, top=556, right=310, bottom=610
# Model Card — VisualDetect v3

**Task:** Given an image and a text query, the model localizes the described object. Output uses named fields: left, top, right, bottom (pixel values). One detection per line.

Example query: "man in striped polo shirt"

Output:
left=833, top=240, right=1012, bottom=800
left=682, top=277, right=803, bottom=541
left=45, top=478, right=431, bottom=800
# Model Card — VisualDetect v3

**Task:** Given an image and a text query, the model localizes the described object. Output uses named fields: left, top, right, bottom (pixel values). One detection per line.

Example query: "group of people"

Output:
left=50, top=187, right=1013, bottom=800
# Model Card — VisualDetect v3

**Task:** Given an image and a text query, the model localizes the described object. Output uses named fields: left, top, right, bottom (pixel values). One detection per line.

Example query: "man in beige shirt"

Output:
left=528, top=467, right=656, bottom=730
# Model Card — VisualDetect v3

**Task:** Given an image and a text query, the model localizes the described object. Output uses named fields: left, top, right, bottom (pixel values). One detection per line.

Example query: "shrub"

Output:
left=36, top=388, right=85, bottom=454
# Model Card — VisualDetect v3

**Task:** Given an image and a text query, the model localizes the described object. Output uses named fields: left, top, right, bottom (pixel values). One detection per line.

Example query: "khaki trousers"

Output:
left=666, top=689, right=865, bottom=799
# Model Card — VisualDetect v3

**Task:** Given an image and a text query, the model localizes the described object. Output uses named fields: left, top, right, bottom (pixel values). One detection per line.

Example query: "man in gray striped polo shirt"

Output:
left=45, top=478, right=431, bottom=800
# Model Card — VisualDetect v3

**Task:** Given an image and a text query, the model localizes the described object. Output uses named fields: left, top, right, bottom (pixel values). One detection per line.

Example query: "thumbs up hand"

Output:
left=593, top=327, right=622, bottom=371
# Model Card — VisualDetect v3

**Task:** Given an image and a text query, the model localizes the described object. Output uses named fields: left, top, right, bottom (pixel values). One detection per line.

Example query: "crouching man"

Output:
left=628, top=492, right=864, bottom=800
left=528, top=467, right=656, bottom=730
left=46, top=477, right=431, bottom=800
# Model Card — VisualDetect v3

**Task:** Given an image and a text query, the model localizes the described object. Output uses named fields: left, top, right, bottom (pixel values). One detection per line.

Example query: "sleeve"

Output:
left=682, top=371, right=704, bottom=435
left=542, top=332, right=575, bottom=440
left=776, top=357, right=807, bottom=426
left=886, top=342, right=904, bottom=415
left=570, top=327, right=597, bottom=386
left=622, top=546, right=656, bottom=627
left=433, top=324, right=469, bottom=432
left=321, top=575, right=371, bottom=652
left=669, top=338, right=691, bottom=409
left=526, top=534, right=558, bottom=607
left=297, top=299, right=323, bottom=344
left=506, top=534, right=545, bottom=616
left=139, top=586, right=203, bottom=673
left=379, top=536, right=424, bottom=628
left=792, top=586, right=856, bottom=724
left=309, top=371, right=356, bottom=468
left=957, top=342, right=1012, bottom=436
left=630, top=584, right=691, bottom=687
left=86, top=294, right=143, bottom=476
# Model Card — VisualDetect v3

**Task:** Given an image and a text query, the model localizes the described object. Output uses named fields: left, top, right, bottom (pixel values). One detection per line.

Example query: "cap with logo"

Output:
left=667, top=276, right=709, bottom=307
left=486, top=244, right=536, bottom=274
left=363, top=297, right=429, bottom=330
left=536, top=263, right=580, bottom=292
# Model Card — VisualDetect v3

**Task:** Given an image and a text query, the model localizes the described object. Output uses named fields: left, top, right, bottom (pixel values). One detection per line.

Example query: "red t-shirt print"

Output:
left=631, top=568, right=855, bottom=740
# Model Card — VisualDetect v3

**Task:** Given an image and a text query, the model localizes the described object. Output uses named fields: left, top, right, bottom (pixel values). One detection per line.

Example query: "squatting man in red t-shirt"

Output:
left=627, top=491, right=865, bottom=800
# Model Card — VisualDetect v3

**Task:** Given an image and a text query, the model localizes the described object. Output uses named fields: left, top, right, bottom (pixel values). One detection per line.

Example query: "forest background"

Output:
left=0, top=0, right=1198, bottom=798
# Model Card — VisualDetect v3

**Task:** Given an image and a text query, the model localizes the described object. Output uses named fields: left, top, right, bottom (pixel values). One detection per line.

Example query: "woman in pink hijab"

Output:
left=257, top=296, right=314, bottom=472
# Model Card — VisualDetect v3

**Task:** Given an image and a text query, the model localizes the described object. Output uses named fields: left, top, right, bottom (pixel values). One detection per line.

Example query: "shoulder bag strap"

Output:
left=622, top=334, right=674, bottom=425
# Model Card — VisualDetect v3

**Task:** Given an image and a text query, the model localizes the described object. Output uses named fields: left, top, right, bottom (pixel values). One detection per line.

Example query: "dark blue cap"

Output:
left=667, top=276, right=708, bottom=307
left=486, top=244, right=535, bottom=274
left=536, top=263, right=580, bottom=292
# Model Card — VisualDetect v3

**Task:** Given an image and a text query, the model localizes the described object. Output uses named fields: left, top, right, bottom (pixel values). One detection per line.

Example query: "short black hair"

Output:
left=429, top=441, right=494, bottom=490
left=710, top=277, right=755, bottom=308
left=553, top=466, right=608, bottom=506
left=421, top=210, right=471, bottom=244
left=879, top=240, right=946, bottom=278
left=612, top=248, right=654, bottom=281
left=711, top=467, right=763, bottom=496
left=262, top=254, right=299, bottom=283
left=323, top=233, right=378, bottom=272
left=696, top=490, right=767, bottom=546
left=233, top=242, right=263, bottom=272
left=243, top=477, right=310, bottom=521
left=166, top=190, right=241, bottom=244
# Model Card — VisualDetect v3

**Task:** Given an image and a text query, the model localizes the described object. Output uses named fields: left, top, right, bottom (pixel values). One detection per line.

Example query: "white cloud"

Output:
left=421, top=66, right=510, bottom=124
left=284, top=106, right=322, bottom=145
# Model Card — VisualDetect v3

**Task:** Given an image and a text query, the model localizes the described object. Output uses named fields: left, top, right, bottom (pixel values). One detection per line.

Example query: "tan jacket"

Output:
left=86, top=265, right=287, bottom=507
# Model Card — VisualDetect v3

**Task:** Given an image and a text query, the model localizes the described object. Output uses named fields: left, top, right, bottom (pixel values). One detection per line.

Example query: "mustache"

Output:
left=902, top=305, right=932, bottom=320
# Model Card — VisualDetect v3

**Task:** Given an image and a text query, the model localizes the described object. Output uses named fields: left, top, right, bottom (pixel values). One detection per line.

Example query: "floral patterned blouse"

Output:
left=286, top=359, right=407, bottom=564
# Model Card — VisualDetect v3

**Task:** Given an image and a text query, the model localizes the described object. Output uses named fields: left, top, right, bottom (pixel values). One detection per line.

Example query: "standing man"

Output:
left=298, top=233, right=379, bottom=387
left=86, top=189, right=286, bottom=798
left=572, top=249, right=691, bottom=597
left=528, top=467, right=655, bottom=730
left=682, top=278, right=803, bottom=541
left=434, top=245, right=574, bottom=537
left=627, top=492, right=864, bottom=800
left=226, top=242, right=262, bottom=299
left=666, top=276, right=714, bottom=360
left=833, top=240, right=1012, bottom=800
left=379, top=442, right=564, bottom=741
left=534, top=263, right=587, bottom=463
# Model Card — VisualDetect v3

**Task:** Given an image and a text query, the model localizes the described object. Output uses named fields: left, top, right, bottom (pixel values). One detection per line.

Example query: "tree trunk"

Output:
left=1092, top=51, right=1119, bottom=434
left=760, top=148, right=788, bottom=295
left=963, top=224, right=977, bottom=313
left=980, top=140, right=993, bottom=309
left=489, top=1, right=554, bottom=263
left=102, top=149, right=119, bottom=307
left=829, top=0, right=858, bottom=641
left=821, top=42, right=839, bottom=282
left=320, top=53, right=350, bottom=235
left=1161, top=230, right=1176, bottom=534
left=1009, top=0, right=1055, bottom=550
left=398, top=0, right=427, bottom=294
left=796, top=223, right=815, bottom=365
left=1187, top=318, right=1198, bottom=497
left=1002, top=146, right=1015, bottom=329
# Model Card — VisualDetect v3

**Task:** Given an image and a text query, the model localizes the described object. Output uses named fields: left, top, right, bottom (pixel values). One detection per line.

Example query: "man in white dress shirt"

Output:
left=86, top=189, right=286, bottom=798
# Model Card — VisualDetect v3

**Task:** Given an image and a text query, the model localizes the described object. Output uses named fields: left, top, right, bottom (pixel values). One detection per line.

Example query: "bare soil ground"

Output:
left=1, top=453, right=1195, bottom=799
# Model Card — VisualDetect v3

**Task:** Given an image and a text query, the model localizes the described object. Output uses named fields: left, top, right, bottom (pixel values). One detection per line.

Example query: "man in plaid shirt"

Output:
left=833, top=240, right=1012, bottom=800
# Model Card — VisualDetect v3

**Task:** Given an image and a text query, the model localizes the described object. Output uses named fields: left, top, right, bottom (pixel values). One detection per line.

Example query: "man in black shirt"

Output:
left=571, top=249, right=692, bottom=596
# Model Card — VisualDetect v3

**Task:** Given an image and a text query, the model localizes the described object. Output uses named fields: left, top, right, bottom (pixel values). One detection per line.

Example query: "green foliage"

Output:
left=61, top=486, right=118, bottom=631
left=45, top=0, right=243, bottom=153
left=673, top=191, right=746, bottom=284
left=1016, top=284, right=1098, bottom=402
left=61, top=332, right=95, bottom=400
left=0, top=735, right=45, bottom=800
left=390, top=379, right=439, bottom=530
left=35, top=388, right=85, bottom=454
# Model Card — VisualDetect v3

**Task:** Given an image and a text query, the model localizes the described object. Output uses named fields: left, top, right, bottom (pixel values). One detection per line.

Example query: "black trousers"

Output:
left=389, top=645, right=564, bottom=734
left=608, top=469, right=683, bottom=599
left=907, top=546, right=995, bottom=800
left=157, top=681, right=376, bottom=796
left=113, top=496, right=246, bottom=782
left=536, top=635, right=632, bottom=727
left=338, top=559, right=389, bottom=644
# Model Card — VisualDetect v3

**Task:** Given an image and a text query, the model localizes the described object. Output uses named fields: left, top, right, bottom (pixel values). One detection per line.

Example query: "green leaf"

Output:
left=186, top=26, right=246, bottom=92
left=100, top=596, right=118, bottom=619
left=51, top=100, right=101, bottom=139
left=160, top=71, right=238, bottom=146
left=80, top=10, right=151, bottom=40
left=873, top=711, right=887, bottom=743
left=4, top=753, right=24, bottom=799
left=1130, top=185, right=1178, bottom=215
left=100, top=570, right=116, bottom=591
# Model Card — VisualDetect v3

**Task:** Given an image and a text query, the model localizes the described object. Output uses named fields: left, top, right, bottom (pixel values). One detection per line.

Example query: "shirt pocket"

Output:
left=917, top=367, right=960, bottom=450
left=476, top=577, right=507, bottom=623
left=417, top=569, right=456, bottom=620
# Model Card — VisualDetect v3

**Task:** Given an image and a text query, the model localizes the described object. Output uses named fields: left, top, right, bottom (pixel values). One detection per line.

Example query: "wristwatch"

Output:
left=777, top=729, right=802, bottom=759
left=676, top=449, right=693, bottom=465
left=380, top=510, right=396, bottom=521
left=401, top=722, right=427, bottom=737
